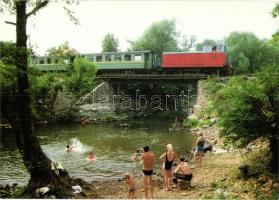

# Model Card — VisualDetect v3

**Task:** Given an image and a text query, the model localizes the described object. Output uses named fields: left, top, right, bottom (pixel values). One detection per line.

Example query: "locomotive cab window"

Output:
left=39, top=59, right=44, bottom=64
left=124, top=54, right=131, bottom=61
left=217, top=45, right=225, bottom=52
left=212, top=46, right=217, bottom=52
left=47, top=58, right=51, bottom=64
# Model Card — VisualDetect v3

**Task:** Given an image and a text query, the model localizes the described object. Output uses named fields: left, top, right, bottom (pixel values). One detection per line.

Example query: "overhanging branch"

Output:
left=26, top=0, right=49, bottom=18
left=5, top=21, right=16, bottom=26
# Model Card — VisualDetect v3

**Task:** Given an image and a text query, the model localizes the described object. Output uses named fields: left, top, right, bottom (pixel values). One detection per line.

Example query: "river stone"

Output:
left=273, top=182, right=279, bottom=190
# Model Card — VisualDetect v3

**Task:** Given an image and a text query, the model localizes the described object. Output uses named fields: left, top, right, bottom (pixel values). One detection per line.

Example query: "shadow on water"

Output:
left=0, top=117, right=196, bottom=186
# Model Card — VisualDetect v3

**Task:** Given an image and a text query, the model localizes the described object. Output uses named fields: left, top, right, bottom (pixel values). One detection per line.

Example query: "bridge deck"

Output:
left=97, top=73, right=208, bottom=80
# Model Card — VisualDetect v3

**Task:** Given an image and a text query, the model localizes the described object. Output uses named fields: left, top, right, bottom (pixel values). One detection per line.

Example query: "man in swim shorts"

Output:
left=141, top=146, right=155, bottom=199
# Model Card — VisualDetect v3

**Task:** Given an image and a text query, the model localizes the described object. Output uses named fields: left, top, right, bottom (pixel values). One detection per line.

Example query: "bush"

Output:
left=183, top=118, right=199, bottom=128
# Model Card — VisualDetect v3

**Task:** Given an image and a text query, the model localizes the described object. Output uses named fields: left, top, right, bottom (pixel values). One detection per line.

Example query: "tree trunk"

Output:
left=14, top=2, right=79, bottom=197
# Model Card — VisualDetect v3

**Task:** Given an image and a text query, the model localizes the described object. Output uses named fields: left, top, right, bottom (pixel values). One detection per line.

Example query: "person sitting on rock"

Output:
left=173, top=157, right=193, bottom=187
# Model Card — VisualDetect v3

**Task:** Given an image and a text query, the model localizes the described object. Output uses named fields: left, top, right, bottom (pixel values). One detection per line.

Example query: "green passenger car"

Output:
left=30, top=56, right=70, bottom=72
left=82, top=50, right=155, bottom=71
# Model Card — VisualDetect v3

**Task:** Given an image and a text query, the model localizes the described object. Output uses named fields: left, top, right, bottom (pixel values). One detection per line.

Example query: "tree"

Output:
left=271, top=3, right=279, bottom=45
left=195, top=39, right=217, bottom=51
left=65, top=57, right=97, bottom=97
left=47, top=41, right=78, bottom=59
left=129, top=19, right=179, bottom=55
left=1, top=1, right=84, bottom=197
left=102, top=33, right=119, bottom=52
left=225, top=32, right=279, bottom=74
left=209, top=66, right=279, bottom=173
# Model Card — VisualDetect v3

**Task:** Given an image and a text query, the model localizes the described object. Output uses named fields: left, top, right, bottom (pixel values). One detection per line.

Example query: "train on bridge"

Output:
left=31, top=45, right=232, bottom=75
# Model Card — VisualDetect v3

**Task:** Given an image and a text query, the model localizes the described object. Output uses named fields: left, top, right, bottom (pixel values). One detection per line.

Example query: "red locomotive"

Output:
left=162, top=45, right=231, bottom=75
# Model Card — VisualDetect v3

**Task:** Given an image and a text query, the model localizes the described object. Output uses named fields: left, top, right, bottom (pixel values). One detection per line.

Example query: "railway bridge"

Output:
left=97, top=73, right=208, bottom=81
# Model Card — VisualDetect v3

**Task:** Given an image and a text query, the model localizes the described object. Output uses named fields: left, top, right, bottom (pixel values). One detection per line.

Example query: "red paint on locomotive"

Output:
left=162, top=52, right=227, bottom=68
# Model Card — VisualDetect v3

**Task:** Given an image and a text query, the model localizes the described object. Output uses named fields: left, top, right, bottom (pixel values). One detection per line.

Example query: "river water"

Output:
left=0, top=118, right=196, bottom=186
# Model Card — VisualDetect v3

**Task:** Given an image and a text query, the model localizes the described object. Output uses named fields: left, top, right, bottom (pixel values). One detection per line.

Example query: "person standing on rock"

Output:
left=194, top=133, right=206, bottom=167
left=141, top=146, right=155, bottom=199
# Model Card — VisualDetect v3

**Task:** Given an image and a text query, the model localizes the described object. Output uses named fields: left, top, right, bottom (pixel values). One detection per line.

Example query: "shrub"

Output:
left=183, top=118, right=199, bottom=128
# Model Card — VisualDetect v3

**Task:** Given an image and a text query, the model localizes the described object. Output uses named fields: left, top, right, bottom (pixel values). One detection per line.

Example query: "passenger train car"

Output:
left=31, top=45, right=231, bottom=75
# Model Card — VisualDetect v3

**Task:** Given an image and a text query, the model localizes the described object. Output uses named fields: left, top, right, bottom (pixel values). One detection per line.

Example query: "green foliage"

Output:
left=183, top=118, right=199, bottom=128
left=272, top=4, right=279, bottom=45
left=102, top=33, right=119, bottom=52
left=30, top=73, right=64, bottom=111
left=129, top=19, right=179, bottom=55
left=196, top=39, right=217, bottom=51
left=65, top=57, right=97, bottom=97
left=225, top=32, right=279, bottom=74
left=271, top=3, right=279, bottom=17
left=0, top=41, right=17, bottom=65
left=47, top=41, right=77, bottom=59
left=0, top=41, right=34, bottom=65
left=208, top=66, right=279, bottom=148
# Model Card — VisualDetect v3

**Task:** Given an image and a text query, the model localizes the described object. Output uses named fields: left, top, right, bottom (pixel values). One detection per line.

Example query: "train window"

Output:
left=115, top=55, right=121, bottom=61
left=105, top=55, right=112, bottom=61
left=135, top=54, right=141, bottom=61
left=39, top=59, right=44, bottom=64
left=54, top=59, right=59, bottom=64
left=124, top=55, right=131, bottom=61
left=47, top=58, right=51, bottom=64
left=96, top=55, right=102, bottom=62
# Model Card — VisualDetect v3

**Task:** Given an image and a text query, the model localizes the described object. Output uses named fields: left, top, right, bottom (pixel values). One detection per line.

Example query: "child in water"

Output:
left=125, top=171, right=136, bottom=199
left=87, top=152, right=96, bottom=161
left=131, top=149, right=143, bottom=162
left=66, top=145, right=73, bottom=153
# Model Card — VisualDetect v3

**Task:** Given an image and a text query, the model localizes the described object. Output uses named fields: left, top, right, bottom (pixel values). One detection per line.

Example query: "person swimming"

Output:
left=131, top=149, right=143, bottom=162
left=66, top=145, right=73, bottom=153
left=87, top=152, right=96, bottom=161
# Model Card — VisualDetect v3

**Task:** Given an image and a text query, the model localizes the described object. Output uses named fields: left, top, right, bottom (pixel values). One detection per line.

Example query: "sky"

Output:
left=1, top=0, right=278, bottom=55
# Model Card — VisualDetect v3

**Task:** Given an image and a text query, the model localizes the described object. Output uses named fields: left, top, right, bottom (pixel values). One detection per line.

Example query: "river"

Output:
left=0, top=118, right=196, bottom=186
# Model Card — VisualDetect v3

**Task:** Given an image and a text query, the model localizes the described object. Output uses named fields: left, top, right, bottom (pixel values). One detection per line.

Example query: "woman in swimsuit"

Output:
left=194, top=133, right=206, bottom=167
left=159, top=144, right=176, bottom=191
